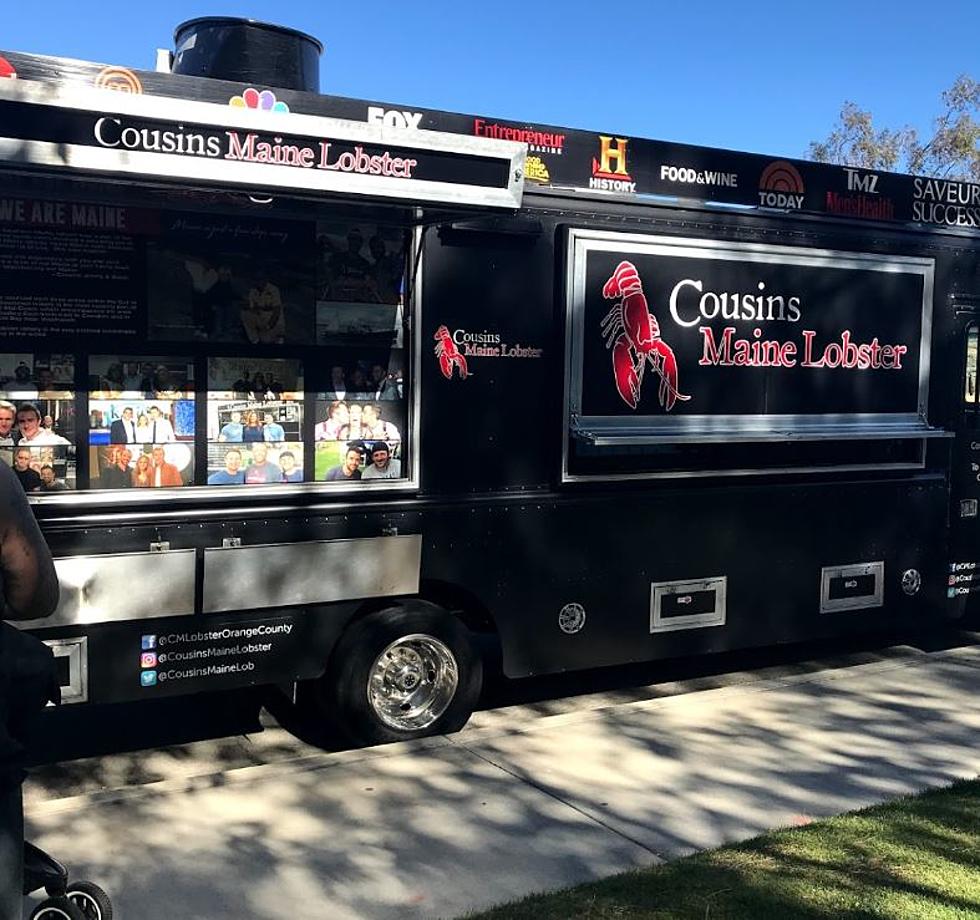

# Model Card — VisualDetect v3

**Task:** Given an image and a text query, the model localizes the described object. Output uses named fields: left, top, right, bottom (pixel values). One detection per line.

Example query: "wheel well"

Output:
left=345, top=581, right=498, bottom=636
left=416, top=579, right=498, bottom=635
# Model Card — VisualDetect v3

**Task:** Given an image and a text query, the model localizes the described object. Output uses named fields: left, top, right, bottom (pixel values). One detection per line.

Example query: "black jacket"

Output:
left=0, top=623, right=57, bottom=787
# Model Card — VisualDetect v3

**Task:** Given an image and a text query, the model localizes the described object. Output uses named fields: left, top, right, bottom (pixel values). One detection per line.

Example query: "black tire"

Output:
left=29, top=897, right=86, bottom=920
left=66, top=880, right=113, bottom=920
left=321, top=604, right=482, bottom=747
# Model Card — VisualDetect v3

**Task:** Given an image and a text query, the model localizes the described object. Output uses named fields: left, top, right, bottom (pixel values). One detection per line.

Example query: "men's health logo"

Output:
left=140, top=671, right=158, bottom=687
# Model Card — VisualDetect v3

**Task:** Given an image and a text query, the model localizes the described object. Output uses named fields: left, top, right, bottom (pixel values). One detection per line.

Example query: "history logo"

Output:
left=758, top=160, right=805, bottom=209
left=590, top=136, right=635, bottom=194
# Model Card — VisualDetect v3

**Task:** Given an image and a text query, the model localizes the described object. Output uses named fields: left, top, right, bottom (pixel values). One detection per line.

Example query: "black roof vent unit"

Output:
left=172, top=17, right=323, bottom=93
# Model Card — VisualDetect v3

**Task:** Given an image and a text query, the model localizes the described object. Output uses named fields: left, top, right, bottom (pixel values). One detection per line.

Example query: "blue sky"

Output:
left=5, top=1, right=979, bottom=161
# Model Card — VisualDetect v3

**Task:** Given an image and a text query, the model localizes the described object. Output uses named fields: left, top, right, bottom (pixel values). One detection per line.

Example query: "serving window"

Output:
left=0, top=181, right=413, bottom=499
left=562, top=229, right=941, bottom=481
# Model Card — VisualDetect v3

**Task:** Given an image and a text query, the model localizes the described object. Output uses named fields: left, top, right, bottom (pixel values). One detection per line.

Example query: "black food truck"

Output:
left=0, top=19, right=977, bottom=747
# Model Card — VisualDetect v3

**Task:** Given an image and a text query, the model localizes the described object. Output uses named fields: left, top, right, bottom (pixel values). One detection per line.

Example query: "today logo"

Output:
left=758, top=160, right=805, bottom=209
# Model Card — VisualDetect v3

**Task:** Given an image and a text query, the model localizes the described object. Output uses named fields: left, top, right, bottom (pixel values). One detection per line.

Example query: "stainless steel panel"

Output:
left=44, top=636, right=88, bottom=704
left=8, top=550, right=197, bottom=629
left=203, top=535, right=422, bottom=614
left=650, top=576, right=727, bottom=634
left=820, top=561, right=885, bottom=613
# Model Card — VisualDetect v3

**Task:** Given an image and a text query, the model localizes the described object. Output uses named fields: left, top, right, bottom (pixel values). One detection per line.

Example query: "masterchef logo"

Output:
left=94, top=65, right=143, bottom=94
left=473, top=119, right=565, bottom=155
left=590, top=136, right=635, bottom=194
left=758, top=160, right=805, bottom=209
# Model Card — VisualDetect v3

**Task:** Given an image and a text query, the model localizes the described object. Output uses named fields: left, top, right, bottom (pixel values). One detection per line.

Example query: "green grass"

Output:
left=465, top=779, right=980, bottom=920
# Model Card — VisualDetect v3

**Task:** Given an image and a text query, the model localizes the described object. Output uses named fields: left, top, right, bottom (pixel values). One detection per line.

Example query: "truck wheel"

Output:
left=324, top=605, right=482, bottom=747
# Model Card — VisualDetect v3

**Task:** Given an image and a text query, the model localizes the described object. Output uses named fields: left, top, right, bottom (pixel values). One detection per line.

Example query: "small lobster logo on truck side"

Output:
left=600, top=260, right=689, bottom=410
left=434, top=325, right=470, bottom=379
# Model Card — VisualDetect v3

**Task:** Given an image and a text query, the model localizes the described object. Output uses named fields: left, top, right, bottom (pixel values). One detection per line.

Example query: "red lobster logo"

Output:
left=434, top=325, right=469, bottom=379
left=600, top=261, right=689, bottom=410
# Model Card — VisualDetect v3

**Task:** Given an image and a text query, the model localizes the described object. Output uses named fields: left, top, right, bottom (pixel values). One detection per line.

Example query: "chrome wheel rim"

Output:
left=367, top=633, right=459, bottom=731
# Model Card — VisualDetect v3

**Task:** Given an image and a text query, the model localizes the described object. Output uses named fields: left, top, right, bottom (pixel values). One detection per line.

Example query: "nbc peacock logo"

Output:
left=229, top=88, right=290, bottom=113
left=758, top=160, right=805, bottom=210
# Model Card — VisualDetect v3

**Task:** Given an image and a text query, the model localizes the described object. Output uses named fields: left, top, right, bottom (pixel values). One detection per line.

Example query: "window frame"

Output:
left=0, top=186, right=423, bottom=507
left=561, top=227, right=939, bottom=483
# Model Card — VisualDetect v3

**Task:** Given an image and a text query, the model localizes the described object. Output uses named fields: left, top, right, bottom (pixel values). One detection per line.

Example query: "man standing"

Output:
left=218, top=411, right=244, bottom=442
left=109, top=407, right=137, bottom=444
left=150, top=447, right=182, bottom=487
left=37, top=466, right=68, bottom=492
left=0, top=459, right=59, bottom=920
left=361, top=404, right=400, bottom=444
left=147, top=406, right=176, bottom=444
left=11, top=449, right=40, bottom=493
left=361, top=442, right=402, bottom=480
left=262, top=412, right=285, bottom=444
left=99, top=448, right=132, bottom=490
left=243, top=443, right=281, bottom=484
left=208, top=449, right=245, bottom=485
left=0, top=402, right=17, bottom=447
left=15, top=405, right=68, bottom=447
left=325, top=446, right=363, bottom=482
left=278, top=450, right=302, bottom=483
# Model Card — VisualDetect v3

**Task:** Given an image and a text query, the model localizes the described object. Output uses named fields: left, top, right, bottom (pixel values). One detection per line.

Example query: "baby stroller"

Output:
left=23, top=843, right=112, bottom=920
left=1, top=623, right=112, bottom=919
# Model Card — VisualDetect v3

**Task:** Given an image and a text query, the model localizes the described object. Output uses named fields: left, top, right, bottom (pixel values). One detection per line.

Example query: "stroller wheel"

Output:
left=29, top=896, right=86, bottom=920
left=66, top=880, right=113, bottom=920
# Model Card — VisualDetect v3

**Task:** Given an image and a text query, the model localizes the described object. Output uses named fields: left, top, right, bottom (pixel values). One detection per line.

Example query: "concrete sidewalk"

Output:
left=24, top=644, right=980, bottom=919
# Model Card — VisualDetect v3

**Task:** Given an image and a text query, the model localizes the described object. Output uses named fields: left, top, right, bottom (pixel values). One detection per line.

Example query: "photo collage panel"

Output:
left=311, top=346, right=407, bottom=483
left=0, top=197, right=415, bottom=496
left=0, top=353, right=76, bottom=492
left=206, top=357, right=304, bottom=485
left=89, top=355, right=195, bottom=490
